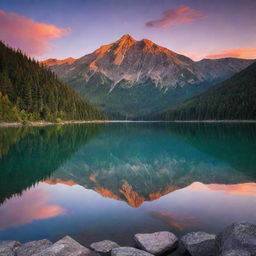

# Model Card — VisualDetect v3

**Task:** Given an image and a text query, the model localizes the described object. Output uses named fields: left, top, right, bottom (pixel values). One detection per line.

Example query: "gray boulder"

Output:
left=217, top=222, right=256, bottom=256
left=16, top=239, right=52, bottom=256
left=33, top=236, right=97, bottom=256
left=90, top=240, right=119, bottom=255
left=222, top=249, right=251, bottom=256
left=134, top=231, right=178, bottom=255
left=180, top=231, right=218, bottom=256
left=0, top=241, right=21, bottom=256
left=111, top=247, right=153, bottom=256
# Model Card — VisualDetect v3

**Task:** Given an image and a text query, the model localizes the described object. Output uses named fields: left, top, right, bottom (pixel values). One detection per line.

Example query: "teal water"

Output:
left=0, top=123, right=256, bottom=247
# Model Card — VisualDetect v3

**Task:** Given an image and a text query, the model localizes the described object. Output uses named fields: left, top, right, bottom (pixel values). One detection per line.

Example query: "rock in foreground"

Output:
left=111, top=247, right=153, bottom=256
left=1, top=222, right=256, bottom=256
left=134, top=231, right=178, bottom=255
left=181, top=231, right=218, bottom=256
left=217, top=222, right=256, bottom=256
left=90, top=240, right=119, bottom=255
left=222, top=249, right=251, bottom=256
left=15, top=239, right=52, bottom=256
left=33, top=236, right=97, bottom=256
left=0, top=241, right=21, bottom=256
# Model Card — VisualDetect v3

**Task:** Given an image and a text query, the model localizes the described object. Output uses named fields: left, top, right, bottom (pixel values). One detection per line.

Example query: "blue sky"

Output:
left=0, top=0, right=256, bottom=60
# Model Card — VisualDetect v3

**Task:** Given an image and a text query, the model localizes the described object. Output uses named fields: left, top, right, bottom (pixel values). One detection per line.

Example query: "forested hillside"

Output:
left=0, top=42, right=105, bottom=122
left=154, top=62, right=256, bottom=120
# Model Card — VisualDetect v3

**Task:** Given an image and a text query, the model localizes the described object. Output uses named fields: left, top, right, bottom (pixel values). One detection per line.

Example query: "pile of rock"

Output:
left=0, top=236, right=97, bottom=256
left=0, top=222, right=255, bottom=256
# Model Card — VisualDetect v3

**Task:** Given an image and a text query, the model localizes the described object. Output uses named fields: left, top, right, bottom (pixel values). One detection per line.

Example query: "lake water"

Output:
left=0, top=122, right=256, bottom=248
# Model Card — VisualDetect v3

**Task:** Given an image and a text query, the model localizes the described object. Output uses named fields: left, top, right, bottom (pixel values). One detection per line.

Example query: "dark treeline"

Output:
left=0, top=41, right=105, bottom=122
left=152, top=62, right=256, bottom=121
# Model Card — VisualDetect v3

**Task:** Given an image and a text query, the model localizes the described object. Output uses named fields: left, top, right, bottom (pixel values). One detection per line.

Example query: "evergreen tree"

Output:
left=152, top=62, right=256, bottom=121
left=0, top=41, right=106, bottom=122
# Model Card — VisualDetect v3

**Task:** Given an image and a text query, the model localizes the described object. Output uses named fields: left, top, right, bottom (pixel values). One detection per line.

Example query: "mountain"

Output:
left=154, top=62, right=256, bottom=120
left=44, top=34, right=255, bottom=119
left=0, top=42, right=105, bottom=122
left=41, top=57, right=76, bottom=66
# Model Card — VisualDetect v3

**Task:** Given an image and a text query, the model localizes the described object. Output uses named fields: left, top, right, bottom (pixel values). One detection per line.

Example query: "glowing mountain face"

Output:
left=42, top=57, right=76, bottom=66
left=44, top=35, right=255, bottom=118
left=46, top=34, right=254, bottom=90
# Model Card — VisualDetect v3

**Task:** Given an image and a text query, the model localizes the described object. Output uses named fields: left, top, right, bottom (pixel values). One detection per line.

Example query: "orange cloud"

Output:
left=0, top=187, right=66, bottom=231
left=206, top=47, right=256, bottom=59
left=0, top=9, right=69, bottom=56
left=145, top=5, right=206, bottom=29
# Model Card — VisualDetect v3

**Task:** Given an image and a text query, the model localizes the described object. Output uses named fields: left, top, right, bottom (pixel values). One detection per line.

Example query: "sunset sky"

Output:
left=0, top=0, right=256, bottom=60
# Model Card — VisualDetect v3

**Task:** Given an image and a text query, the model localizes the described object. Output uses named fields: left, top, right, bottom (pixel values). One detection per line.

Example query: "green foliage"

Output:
left=154, top=62, right=256, bottom=120
left=55, top=117, right=62, bottom=123
left=0, top=42, right=106, bottom=122
left=0, top=92, right=21, bottom=122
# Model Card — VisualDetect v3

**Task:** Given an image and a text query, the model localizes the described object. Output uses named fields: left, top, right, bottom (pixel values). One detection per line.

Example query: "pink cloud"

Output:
left=0, top=9, right=69, bottom=56
left=177, top=50, right=204, bottom=61
left=205, top=47, right=256, bottom=59
left=145, top=5, right=206, bottom=29
left=177, top=47, right=256, bottom=61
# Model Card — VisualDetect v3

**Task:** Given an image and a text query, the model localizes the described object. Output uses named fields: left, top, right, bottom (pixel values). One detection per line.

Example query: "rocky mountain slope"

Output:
left=44, top=35, right=255, bottom=119
left=154, top=62, right=256, bottom=120
left=42, top=57, right=76, bottom=67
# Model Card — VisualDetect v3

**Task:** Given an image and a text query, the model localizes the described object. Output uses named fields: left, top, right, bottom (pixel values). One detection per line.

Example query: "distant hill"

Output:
left=44, top=34, right=255, bottom=119
left=153, top=62, right=256, bottom=120
left=0, top=42, right=105, bottom=122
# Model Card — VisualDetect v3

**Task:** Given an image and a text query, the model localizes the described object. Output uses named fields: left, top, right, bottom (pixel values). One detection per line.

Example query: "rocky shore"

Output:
left=0, top=222, right=255, bottom=256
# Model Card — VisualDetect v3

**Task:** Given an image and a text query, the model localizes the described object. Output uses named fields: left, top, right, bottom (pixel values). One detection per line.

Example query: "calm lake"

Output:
left=0, top=122, right=256, bottom=247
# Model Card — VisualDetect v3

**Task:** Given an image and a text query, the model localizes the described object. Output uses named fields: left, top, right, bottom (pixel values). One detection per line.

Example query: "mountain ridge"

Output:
left=154, top=62, right=256, bottom=120
left=55, top=34, right=200, bottom=89
left=44, top=34, right=255, bottom=89
left=43, top=35, right=255, bottom=119
left=42, top=57, right=76, bottom=66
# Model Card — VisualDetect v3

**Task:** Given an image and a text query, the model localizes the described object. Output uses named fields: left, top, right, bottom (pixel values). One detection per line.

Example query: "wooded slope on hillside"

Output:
left=0, top=42, right=105, bottom=122
left=154, top=62, right=256, bottom=120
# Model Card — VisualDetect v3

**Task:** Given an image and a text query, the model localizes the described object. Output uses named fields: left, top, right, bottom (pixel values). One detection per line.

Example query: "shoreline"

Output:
left=0, top=222, right=255, bottom=256
left=1, top=119, right=256, bottom=127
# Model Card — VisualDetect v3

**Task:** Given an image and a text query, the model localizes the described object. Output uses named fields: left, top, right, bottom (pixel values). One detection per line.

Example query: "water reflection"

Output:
left=150, top=211, right=200, bottom=231
left=48, top=123, right=256, bottom=207
left=0, top=123, right=255, bottom=245
left=0, top=124, right=102, bottom=204
left=0, top=186, right=66, bottom=231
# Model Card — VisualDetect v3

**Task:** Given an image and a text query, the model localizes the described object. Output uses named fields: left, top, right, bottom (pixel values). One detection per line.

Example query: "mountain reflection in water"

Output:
left=0, top=123, right=255, bottom=246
